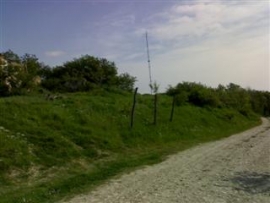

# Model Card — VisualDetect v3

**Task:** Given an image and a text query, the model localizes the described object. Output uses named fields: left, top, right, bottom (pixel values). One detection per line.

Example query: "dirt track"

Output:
left=62, top=118, right=270, bottom=203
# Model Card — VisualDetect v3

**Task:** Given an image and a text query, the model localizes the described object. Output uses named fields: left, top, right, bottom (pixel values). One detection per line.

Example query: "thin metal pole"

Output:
left=146, top=32, right=153, bottom=94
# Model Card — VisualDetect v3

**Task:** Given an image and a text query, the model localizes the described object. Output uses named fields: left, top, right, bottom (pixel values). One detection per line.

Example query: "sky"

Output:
left=0, top=0, right=269, bottom=93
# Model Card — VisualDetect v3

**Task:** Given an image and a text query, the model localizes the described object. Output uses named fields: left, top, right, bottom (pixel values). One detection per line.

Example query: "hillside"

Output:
left=0, top=90, right=260, bottom=202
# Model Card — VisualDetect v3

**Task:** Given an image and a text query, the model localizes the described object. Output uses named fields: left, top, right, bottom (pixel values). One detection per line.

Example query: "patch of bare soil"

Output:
left=61, top=118, right=270, bottom=203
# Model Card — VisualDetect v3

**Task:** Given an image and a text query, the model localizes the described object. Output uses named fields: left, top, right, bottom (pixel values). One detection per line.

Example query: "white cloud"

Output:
left=110, top=14, right=135, bottom=27
left=127, top=1, right=269, bottom=92
left=60, top=1, right=269, bottom=93
left=142, top=1, right=267, bottom=42
left=94, top=12, right=136, bottom=28
left=147, top=31, right=269, bottom=92
left=45, top=51, right=66, bottom=57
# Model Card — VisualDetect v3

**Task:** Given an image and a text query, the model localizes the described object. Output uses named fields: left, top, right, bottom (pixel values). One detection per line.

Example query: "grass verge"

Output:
left=0, top=91, right=261, bottom=202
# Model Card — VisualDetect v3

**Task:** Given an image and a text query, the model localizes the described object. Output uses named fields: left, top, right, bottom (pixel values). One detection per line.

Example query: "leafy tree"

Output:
left=41, top=55, right=119, bottom=92
left=2, top=50, right=21, bottom=63
left=116, top=73, right=136, bottom=92
left=21, top=54, right=40, bottom=75
left=249, top=90, right=270, bottom=116
left=0, top=50, right=43, bottom=96
left=38, top=64, right=52, bottom=80
left=167, top=82, right=220, bottom=107
left=0, top=62, right=24, bottom=96
left=63, top=55, right=117, bottom=86
left=225, top=83, right=251, bottom=115
left=189, top=87, right=219, bottom=107
left=20, top=54, right=42, bottom=89
left=41, top=55, right=136, bottom=93
left=166, top=81, right=270, bottom=117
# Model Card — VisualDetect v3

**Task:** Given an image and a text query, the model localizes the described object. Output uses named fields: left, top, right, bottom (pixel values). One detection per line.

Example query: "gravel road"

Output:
left=62, top=118, right=270, bottom=203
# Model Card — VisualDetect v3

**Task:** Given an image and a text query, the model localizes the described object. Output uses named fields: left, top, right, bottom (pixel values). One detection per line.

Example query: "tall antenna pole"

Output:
left=146, top=31, right=153, bottom=94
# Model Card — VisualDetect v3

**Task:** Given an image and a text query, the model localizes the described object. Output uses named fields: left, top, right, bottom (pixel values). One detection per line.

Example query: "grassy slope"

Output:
left=0, top=90, right=260, bottom=202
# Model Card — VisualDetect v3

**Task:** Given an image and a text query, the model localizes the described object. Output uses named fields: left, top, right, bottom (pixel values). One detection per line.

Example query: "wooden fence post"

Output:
left=130, top=87, right=138, bottom=128
left=153, top=93, right=157, bottom=125
left=170, top=95, right=176, bottom=122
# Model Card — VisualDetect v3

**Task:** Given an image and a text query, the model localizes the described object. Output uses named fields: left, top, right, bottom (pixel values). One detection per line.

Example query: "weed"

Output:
left=0, top=91, right=260, bottom=202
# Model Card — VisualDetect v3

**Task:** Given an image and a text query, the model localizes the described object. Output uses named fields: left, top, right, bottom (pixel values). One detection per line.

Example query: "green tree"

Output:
left=21, top=54, right=40, bottom=75
left=63, top=55, right=117, bottom=86
left=0, top=62, right=24, bottom=96
left=167, top=82, right=220, bottom=107
left=2, top=50, right=21, bottom=63
left=224, top=83, right=251, bottom=115
left=116, top=73, right=136, bottom=92
left=20, top=54, right=42, bottom=89
left=249, top=90, right=270, bottom=116
left=0, top=50, right=43, bottom=96
left=42, top=55, right=119, bottom=92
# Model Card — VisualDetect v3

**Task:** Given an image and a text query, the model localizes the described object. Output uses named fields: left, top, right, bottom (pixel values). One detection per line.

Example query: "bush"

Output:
left=167, top=82, right=220, bottom=107
left=188, top=88, right=219, bottom=107
left=41, top=55, right=135, bottom=93
left=116, top=73, right=136, bottom=92
left=0, top=50, right=43, bottom=96
left=175, top=92, right=188, bottom=106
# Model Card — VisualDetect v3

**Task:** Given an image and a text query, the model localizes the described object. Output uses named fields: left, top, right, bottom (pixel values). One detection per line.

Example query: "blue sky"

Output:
left=1, top=0, right=269, bottom=93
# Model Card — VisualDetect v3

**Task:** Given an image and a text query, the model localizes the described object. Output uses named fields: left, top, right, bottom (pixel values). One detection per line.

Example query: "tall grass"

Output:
left=0, top=91, right=260, bottom=202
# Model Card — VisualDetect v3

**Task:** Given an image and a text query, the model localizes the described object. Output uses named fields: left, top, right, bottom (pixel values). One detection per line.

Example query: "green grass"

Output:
left=0, top=90, right=260, bottom=202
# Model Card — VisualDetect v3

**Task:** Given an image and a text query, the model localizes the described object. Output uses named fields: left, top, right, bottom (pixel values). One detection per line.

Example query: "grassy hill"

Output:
left=0, top=90, right=260, bottom=202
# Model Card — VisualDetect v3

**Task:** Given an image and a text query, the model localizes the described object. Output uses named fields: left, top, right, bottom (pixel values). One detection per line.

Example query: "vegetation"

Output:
left=0, top=50, right=43, bottom=96
left=0, top=50, right=269, bottom=202
left=167, top=82, right=270, bottom=116
left=0, top=50, right=136, bottom=95
left=0, top=90, right=262, bottom=202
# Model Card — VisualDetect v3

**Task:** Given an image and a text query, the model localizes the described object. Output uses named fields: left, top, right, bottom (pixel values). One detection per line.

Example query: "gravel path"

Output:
left=62, top=118, right=270, bottom=203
